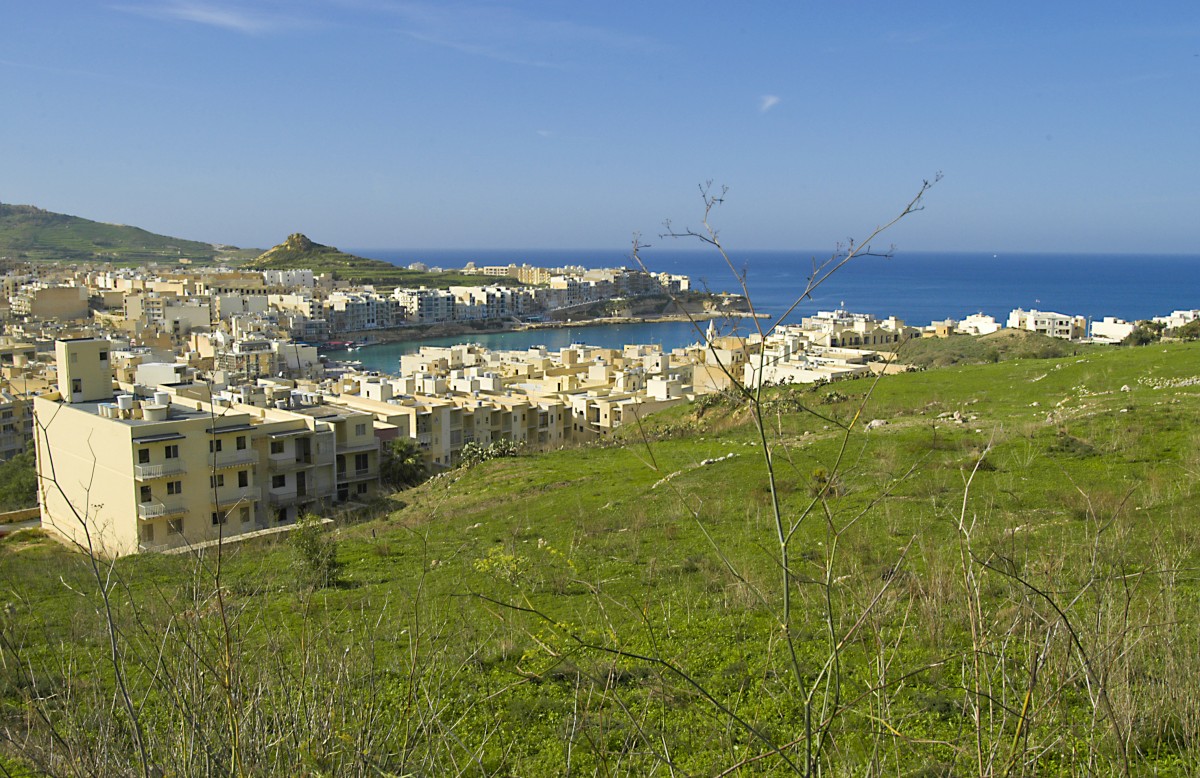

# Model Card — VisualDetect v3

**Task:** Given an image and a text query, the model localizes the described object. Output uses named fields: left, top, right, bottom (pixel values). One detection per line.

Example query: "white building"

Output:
left=1006, top=308, right=1087, bottom=340
left=1089, top=316, right=1136, bottom=344
left=957, top=313, right=1002, bottom=336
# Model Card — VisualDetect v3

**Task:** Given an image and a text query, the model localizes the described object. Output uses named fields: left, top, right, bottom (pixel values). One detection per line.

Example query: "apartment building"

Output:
left=392, top=287, right=456, bottom=324
left=1006, top=308, right=1087, bottom=340
left=10, top=284, right=89, bottom=320
left=798, top=310, right=914, bottom=348
left=34, top=338, right=379, bottom=556
left=332, top=375, right=565, bottom=469
left=0, top=389, right=32, bottom=461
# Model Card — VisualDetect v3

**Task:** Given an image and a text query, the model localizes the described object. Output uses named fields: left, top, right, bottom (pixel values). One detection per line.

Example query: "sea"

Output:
left=326, top=248, right=1200, bottom=373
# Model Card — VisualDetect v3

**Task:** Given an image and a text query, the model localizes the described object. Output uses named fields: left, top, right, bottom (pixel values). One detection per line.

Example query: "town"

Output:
left=1, top=258, right=1198, bottom=557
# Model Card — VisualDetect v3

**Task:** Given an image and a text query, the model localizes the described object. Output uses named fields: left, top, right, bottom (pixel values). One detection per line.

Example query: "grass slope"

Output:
left=250, top=233, right=484, bottom=287
left=0, top=203, right=251, bottom=265
left=885, top=328, right=1085, bottom=368
left=3, top=342, right=1200, bottom=774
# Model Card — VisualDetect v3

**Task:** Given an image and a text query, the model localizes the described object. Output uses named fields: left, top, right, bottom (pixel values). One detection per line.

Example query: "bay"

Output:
left=333, top=249, right=1200, bottom=374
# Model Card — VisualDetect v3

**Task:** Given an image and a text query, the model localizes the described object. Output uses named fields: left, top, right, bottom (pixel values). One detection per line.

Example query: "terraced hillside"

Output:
left=250, top=233, right=482, bottom=286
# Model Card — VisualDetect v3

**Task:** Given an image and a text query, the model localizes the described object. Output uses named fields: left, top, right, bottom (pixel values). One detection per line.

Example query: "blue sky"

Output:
left=2, top=2, right=1198, bottom=254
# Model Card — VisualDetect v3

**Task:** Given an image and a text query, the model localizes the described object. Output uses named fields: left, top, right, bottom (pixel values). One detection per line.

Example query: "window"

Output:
left=277, top=508, right=289, bottom=523
left=236, top=436, right=247, bottom=450
left=139, top=524, right=154, bottom=543
left=355, top=453, right=369, bottom=471
left=270, top=440, right=284, bottom=455
left=71, top=378, right=82, bottom=394
left=271, top=474, right=286, bottom=489
left=165, top=445, right=179, bottom=459
left=356, top=483, right=368, bottom=495
left=138, top=448, right=150, bottom=464
left=209, top=439, right=223, bottom=453
left=238, top=470, right=249, bottom=488
left=239, top=506, right=251, bottom=524
left=139, top=485, right=152, bottom=503
left=99, top=351, right=108, bottom=361
left=355, top=423, right=367, bottom=436
left=167, top=480, right=182, bottom=495
left=211, top=511, right=225, bottom=525
left=167, top=519, right=183, bottom=535
left=210, top=474, right=225, bottom=488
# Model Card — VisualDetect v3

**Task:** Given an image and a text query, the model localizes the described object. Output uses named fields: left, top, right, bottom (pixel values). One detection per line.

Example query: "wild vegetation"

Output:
left=0, top=449, right=37, bottom=512
left=2, top=339, right=1199, bottom=775
left=5, top=184, right=1198, bottom=775
left=881, top=328, right=1086, bottom=368
left=0, top=203, right=253, bottom=265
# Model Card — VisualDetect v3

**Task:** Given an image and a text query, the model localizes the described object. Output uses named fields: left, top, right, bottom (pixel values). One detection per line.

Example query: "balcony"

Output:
left=268, top=491, right=316, bottom=508
left=269, top=455, right=314, bottom=472
left=134, top=462, right=186, bottom=480
left=211, top=450, right=258, bottom=470
left=337, top=440, right=378, bottom=453
left=137, top=500, right=186, bottom=520
left=214, top=487, right=261, bottom=507
left=337, top=467, right=376, bottom=483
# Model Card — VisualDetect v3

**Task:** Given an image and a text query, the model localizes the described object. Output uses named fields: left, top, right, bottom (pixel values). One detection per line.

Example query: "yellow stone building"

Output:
left=34, top=338, right=379, bottom=556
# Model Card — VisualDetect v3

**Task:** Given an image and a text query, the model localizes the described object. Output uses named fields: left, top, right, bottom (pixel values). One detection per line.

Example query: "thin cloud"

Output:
left=403, top=30, right=558, bottom=68
left=759, top=94, right=781, bottom=113
left=110, top=1, right=295, bottom=34
left=367, top=1, right=660, bottom=66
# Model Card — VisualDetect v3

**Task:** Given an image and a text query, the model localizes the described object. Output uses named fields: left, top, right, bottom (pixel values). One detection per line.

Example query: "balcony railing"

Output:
left=337, top=440, right=378, bottom=453
left=212, top=450, right=257, bottom=470
left=268, top=491, right=317, bottom=507
left=215, top=487, right=260, bottom=507
left=137, top=500, right=187, bottom=520
left=134, top=462, right=186, bottom=480
left=269, top=455, right=314, bottom=472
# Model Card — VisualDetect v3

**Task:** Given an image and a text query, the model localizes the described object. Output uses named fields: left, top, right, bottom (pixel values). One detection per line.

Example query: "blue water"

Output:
left=336, top=249, right=1200, bottom=373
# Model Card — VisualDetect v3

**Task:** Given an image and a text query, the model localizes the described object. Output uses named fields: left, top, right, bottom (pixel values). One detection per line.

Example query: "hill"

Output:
left=250, top=233, right=483, bottom=287
left=887, top=327, right=1086, bottom=367
left=3, top=342, right=1200, bottom=774
left=0, top=202, right=255, bottom=265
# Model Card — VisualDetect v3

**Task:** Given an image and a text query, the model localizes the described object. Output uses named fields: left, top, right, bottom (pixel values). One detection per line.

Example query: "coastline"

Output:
left=343, top=309, right=766, bottom=347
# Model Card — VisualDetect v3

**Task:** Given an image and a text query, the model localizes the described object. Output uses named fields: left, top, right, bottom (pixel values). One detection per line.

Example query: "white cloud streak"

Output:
left=759, top=94, right=781, bottom=113
left=364, top=1, right=660, bottom=66
left=110, top=1, right=294, bottom=34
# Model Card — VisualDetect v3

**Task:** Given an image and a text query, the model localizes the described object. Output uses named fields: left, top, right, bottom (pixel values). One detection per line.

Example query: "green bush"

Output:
left=288, top=515, right=342, bottom=590
left=0, top=449, right=37, bottom=511
left=459, top=439, right=520, bottom=468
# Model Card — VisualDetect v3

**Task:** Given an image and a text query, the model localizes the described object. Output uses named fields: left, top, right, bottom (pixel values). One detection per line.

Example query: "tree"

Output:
left=380, top=437, right=426, bottom=489
left=1121, top=320, right=1164, bottom=346
left=1173, top=318, right=1200, bottom=340
left=0, top=448, right=37, bottom=511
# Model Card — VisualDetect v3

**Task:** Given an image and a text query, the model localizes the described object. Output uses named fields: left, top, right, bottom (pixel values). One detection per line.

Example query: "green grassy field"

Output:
left=3, top=342, right=1200, bottom=775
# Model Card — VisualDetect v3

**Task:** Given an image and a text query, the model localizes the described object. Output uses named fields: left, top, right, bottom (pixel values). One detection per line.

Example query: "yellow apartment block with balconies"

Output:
left=329, top=385, right=565, bottom=470
left=34, top=338, right=379, bottom=556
